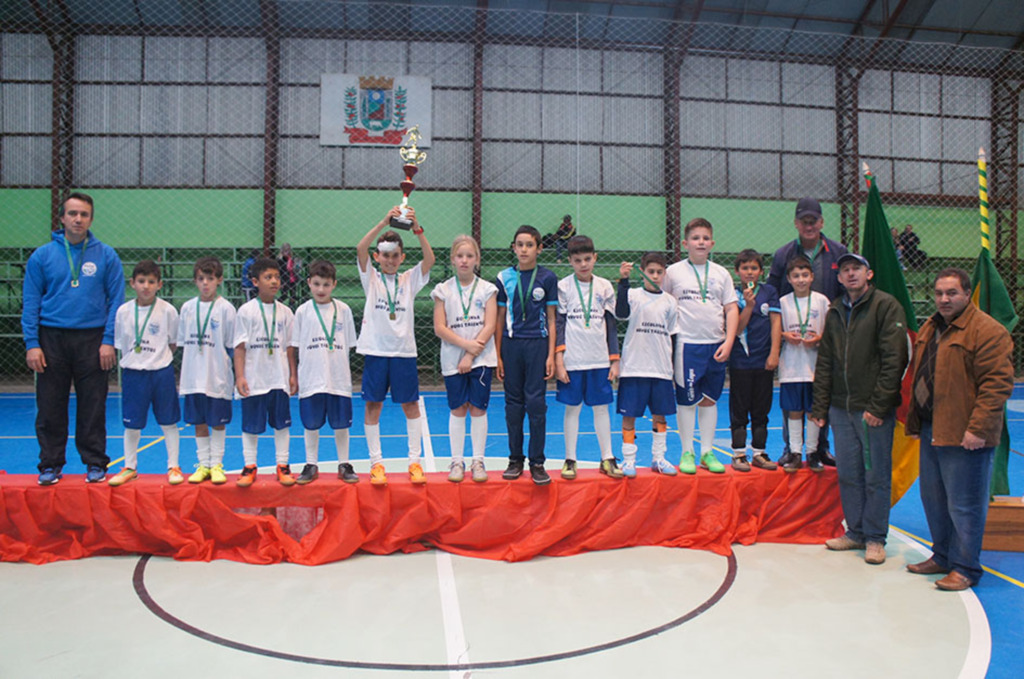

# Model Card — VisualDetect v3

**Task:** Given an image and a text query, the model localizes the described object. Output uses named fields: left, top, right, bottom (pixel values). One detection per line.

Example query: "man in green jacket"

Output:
left=811, top=253, right=909, bottom=565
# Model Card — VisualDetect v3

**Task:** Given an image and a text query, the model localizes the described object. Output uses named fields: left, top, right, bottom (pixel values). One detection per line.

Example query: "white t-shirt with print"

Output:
left=233, top=298, right=294, bottom=397
left=619, top=288, right=680, bottom=380
left=778, top=290, right=830, bottom=383
left=558, top=274, right=617, bottom=371
left=115, top=298, right=178, bottom=371
left=291, top=299, right=358, bottom=398
left=356, top=262, right=429, bottom=358
left=662, top=258, right=737, bottom=343
left=431, top=276, right=498, bottom=377
left=178, top=296, right=236, bottom=399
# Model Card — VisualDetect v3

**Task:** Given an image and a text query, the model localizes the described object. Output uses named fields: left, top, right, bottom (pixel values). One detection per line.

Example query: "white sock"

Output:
left=366, top=423, right=382, bottom=465
left=124, top=428, right=141, bottom=469
left=752, top=448, right=766, bottom=458
left=563, top=404, right=581, bottom=461
left=449, top=413, right=466, bottom=463
left=698, top=404, right=717, bottom=457
left=470, top=413, right=488, bottom=460
left=806, top=419, right=821, bottom=454
left=652, top=431, right=668, bottom=461
left=334, top=429, right=350, bottom=463
left=407, top=416, right=422, bottom=463
left=195, top=435, right=211, bottom=468
left=242, top=432, right=259, bottom=467
left=593, top=405, right=613, bottom=460
left=274, top=428, right=290, bottom=465
left=304, top=429, right=319, bottom=465
left=677, top=404, right=697, bottom=453
left=210, top=428, right=226, bottom=466
left=788, top=419, right=804, bottom=455
left=161, top=424, right=180, bottom=469
left=733, top=447, right=747, bottom=459
left=622, top=436, right=637, bottom=463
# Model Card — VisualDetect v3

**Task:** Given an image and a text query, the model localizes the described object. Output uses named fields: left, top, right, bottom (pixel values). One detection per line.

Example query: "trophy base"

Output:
left=389, top=216, right=413, bottom=231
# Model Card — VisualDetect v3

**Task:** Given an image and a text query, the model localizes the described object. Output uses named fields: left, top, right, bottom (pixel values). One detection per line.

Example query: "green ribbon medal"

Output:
left=382, top=273, right=399, bottom=321
left=793, top=294, right=812, bottom=336
left=314, top=300, right=338, bottom=350
left=196, top=299, right=215, bottom=353
left=134, top=301, right=154, bottom=354
left=455, top=276, right=478, bottom=321
left=63, top=235, right=88, bottom=288
left=515, top=267, right=539, bottom=322
left=259, top=301, right=277, bottom=355
left=688, top=260, right=709, bottom=303
left=574, top=275, right=593, bottom=328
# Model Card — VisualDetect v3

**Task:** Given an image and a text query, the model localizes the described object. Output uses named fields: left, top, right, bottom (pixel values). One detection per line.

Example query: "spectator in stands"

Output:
left=278, top=242, right=303, bottom=308
left=891, top=227, right=904, bottom=269
left=898, top=224, right=926, bottom=269
left=241, top=248, right=260, bottom=302
left=22, top=192, right=125, bottom=486
left=542, top=215, right=577, bottom=263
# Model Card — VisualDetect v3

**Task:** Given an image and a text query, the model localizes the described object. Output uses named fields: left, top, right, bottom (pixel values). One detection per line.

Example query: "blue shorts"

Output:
left=122, top=366, right=180, bottom=429
left=779, top=382, right=814, bottom=412
left=183, top=394, right=232, bottom=428
left=240, top=390, right=292, bottom=434
left=556, top=368, right=613, bottom=406
left=300, top=393, right=353, bottom=431
left=617, top=377, right=676, bottom=417
left=675, top=343, right=727, bottom=406
left=443, top=366, right=493, bottom=411
left=361, top=355, right=420, bottom=404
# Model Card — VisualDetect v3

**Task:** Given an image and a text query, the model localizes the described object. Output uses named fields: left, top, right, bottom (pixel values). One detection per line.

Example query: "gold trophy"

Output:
left=390, top=125, right=428, bottom=230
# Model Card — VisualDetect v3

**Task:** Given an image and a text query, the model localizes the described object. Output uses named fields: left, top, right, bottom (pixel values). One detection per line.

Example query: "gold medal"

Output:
left=134, top=346, right=141, bottom=353
left=389, top=312, right=396, bottom=321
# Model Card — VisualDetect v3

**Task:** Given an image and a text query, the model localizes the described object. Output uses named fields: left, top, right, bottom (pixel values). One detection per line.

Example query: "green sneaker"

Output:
left=561, top=459, right=577, bottom=480
left=700, top=451, right=725, bottom=473
left=599, top=458, right=624, bottom=479
left=679, top=451, right=697, bottom=475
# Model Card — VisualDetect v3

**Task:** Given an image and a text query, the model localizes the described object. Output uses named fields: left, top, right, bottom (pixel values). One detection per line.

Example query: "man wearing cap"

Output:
left=904, top=268, right=1013, bottom=590
left=811, top=252, right=908, bottom=565
left=768, top=197, right=849, bottom=467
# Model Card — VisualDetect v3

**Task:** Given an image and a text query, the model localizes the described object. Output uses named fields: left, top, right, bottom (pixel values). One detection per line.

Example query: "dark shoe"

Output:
left=783, top=454, right=802, bottom=473
left=85, top=464, right=106, bottom=483
left=907, top=558, right=950, bottom=575
left=337, top=462, right=359, bottom=483
left=935, top=571, right=973, bottom=591
left=819, top=449, right=836, bottom=467
left=296, top=463, right=319, bottom=485
left=777, top=451, right=796, bottom=467
left=502, top=459, right=524, bottom=480
left=530, top=464, right=551, bottom=486
left=807, top=452, right=825, bottom=472
left=38, top=467, right=62, bottom=486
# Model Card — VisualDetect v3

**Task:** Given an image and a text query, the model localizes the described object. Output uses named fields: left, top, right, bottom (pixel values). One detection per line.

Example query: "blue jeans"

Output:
left=830, top=406, right=894, bottom=545
left=918, top=421, right=994, bottom=584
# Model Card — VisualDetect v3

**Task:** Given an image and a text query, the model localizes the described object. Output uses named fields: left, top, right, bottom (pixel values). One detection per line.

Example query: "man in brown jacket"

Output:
left=905, top=268, right=1014, bottom=591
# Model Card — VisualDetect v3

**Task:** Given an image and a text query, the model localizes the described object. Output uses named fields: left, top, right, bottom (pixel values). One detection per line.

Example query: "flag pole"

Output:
left=978, top=147, right=990, bottom=252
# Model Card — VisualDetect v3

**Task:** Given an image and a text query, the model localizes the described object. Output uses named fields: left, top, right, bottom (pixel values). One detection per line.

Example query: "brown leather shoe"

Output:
left=935, top=571, right=973, bottom=591
left=907, top=558, right=950, bottom=575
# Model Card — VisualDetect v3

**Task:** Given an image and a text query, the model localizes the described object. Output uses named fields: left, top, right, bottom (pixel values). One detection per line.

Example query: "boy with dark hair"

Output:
left=495, top=224, right=558, bottom=484
left=554, top=234, right=622, bottom=479
left=180, top=256, right=235, bottom=484
left=233, top=256, right=298, bottom=487
left=728, top=249, right=781, bottom=471
left=109, top=260, right=182, bottom=486
left=291, top=259, right=359, bottom=483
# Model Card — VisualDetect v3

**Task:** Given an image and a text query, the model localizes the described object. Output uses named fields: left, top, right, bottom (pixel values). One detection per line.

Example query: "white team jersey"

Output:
left=291, top=299, right=358, bottom=398
left=233, top=298, right=294, bottom=397
left=662, top=259, right=737, bottom=343
left=178, top=296, right=236, bottom=399
left=431, top=276, right=498, bottom=377
left=778, top=291, right=830, bottom=383
left=356, top=262, right=429, bottom=358
left=558, top=274, right=616, bottom=371
left=115, top=298, right=177, bottom=371
left=619, top=288, right=680, bottom=380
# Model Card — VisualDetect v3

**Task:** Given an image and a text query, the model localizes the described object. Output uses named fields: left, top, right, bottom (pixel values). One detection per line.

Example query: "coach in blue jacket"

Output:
left=22, top=192, right=124, bottom=485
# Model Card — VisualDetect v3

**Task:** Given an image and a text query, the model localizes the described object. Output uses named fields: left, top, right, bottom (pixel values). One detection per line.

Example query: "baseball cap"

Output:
left=836, top=252, right=870, bottom=269
left=795, top=197, right=822, bottom=220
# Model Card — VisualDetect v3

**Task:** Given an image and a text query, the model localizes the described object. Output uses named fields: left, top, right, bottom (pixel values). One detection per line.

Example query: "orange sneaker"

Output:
left=108, top=467, right=137, bottom=487
left=276, top=464, right=296, bottom=486
left=167, top=467, right=185, bottom=485
left=370, top=462, right=387, bottom=486
left=236, top=465, right=257, bottom=487
left=409, top=462, right=426, bottom=484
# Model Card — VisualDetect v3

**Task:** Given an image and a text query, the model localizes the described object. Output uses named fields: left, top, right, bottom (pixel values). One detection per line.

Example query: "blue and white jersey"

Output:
left=495, top=265, right=558, bottom=339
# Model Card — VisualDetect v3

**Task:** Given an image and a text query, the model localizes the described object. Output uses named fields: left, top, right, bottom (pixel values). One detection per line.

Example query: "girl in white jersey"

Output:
left=432, top=235, right=498, bottom=483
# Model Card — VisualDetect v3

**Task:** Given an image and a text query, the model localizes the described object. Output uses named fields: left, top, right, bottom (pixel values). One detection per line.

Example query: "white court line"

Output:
left=889, top=530, right=990, bottom=679
left=419, top=397, right=472, bottom=678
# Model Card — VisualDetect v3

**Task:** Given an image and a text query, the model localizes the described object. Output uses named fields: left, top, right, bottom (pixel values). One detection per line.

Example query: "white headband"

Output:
left=377, top=241, right=399, bottom=253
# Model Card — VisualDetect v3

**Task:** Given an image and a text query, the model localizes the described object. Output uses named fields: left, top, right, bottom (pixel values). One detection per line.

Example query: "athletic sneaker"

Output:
left=825, top=534, right=866, bottom=551
left=651, top=458, right=678, bottom=476
left=409, top=462, right=427, bottom=484
left=621, top=459, right=637, bottom=478
left=37, top=467, right=62, bottom=486
left=699, top=452, right=725, bottom=473
left=783, top=454, right=803, bottom=474
left=731, top=455, right=751, bottom=472
left=448, top=460, right=465, bottom=483
left=561, top=459, right=577, bottom=480
left=470, top=459, right=488, bottom=483
left=502, top=459, right=524, bottom=480
left=337, top=462, right=359, bottom=483
left=530, top=464, right=551, bottom=486
left=276, top=464, right=296, bottom=486
left=85, top=464, right=106, bottom=483
left=188, top=465, right=211, bottom=484
left=678, top=451, right=697, bottom=475
left=108, top=468, right=137, bottom=487
left=370, top=463, right=387, bottom=486
left=236, top=465, right=258, bottom=487
left=807, top=452, right=825, bottom=472
left=599, top=458, right=624, bottom=479
left=209, top=463, right=227, bottom=485
left=751, top=453, right=778, bottom=471
left=296, top=464, right=319, bottom=485
left=167, top=467, right=185, bottom=485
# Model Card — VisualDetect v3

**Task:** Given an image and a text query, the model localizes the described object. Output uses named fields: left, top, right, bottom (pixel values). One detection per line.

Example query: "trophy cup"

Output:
left=390, top=125, right=428, bottom=230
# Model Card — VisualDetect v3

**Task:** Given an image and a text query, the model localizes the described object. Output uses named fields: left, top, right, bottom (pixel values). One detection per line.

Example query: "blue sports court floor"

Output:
left=1, top=385, right=1022, bottom=678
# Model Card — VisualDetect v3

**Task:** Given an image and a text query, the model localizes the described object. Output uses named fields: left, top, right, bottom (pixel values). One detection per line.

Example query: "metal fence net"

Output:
left=2, top=1, right=1023, bottom=387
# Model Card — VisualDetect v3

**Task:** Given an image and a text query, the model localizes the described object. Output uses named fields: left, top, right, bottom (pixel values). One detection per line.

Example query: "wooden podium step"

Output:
left=983, top=496, right=1024, bottom=552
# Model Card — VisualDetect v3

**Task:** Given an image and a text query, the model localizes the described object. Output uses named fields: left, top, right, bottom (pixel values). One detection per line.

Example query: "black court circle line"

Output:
left=133, top=551, right=737, bottom=672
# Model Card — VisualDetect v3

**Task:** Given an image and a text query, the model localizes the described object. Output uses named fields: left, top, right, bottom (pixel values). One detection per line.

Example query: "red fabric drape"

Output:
left=0, top=470, right=843, bottom=565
